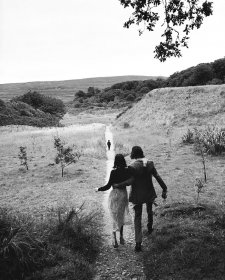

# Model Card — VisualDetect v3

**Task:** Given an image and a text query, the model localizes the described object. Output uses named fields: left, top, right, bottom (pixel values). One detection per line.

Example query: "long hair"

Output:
left=113, top=154, right=127, bottom=169
left=130, top=146, right=144, bottom=159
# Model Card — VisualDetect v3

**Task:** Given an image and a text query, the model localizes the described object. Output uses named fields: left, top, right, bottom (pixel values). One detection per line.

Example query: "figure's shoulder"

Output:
left=146, top=160, right=155, bottom=169
left=127, top=165, right=136, bottom=174
left=110, top=169, right=116, bottom=176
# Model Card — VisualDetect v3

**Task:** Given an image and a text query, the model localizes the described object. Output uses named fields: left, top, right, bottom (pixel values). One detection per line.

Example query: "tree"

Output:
left=18, top=146, right=29, bottom=170
left=118, top=0, right=213, bottom=61
left=187, top=63, right=213, bottom=85
left=14, top=91, right=66, bottom=119
left=75, top=90, right=86, bottom=99
left=212, top=58, right=225, bottom=81
left=54, top=137, right=81, bottom=177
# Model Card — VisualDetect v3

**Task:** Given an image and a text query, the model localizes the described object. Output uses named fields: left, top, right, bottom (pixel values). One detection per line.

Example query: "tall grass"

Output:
left=194, top=126, right=225, bottom=155
left=0, top=205, right=102, bottom=280
left=144, top=202, right=225, bottom=280
left=114, top=142, right=131, bottom=157
left=182, top=126, right=225, bottom=156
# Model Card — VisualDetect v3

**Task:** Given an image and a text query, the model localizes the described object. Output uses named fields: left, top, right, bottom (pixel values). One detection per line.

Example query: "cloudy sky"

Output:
left=0, top=0, right=224, bottom=84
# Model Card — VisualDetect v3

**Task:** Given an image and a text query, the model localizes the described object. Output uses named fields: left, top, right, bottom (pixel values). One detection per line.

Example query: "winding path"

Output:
left=94, top=125, right=146, bottom=280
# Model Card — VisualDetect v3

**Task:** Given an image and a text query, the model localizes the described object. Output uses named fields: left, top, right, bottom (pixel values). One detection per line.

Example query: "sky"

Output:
left=0, top=0, right=224, bottom=84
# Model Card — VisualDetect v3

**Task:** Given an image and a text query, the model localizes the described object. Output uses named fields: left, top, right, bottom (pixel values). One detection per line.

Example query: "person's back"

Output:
left=129, top=159, right=157, bottom=204
left=113, top=146, right=167, bottom=252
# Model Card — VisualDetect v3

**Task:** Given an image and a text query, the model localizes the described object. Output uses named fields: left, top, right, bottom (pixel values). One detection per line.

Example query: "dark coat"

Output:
left=128, top=159, right=167, bottom=204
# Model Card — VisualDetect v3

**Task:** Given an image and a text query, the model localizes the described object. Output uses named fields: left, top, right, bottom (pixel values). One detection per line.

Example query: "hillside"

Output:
left=0, top=75, right=163, bottom=103
left=0, top=92, right=66, bottom=127
left=116, top=84, right=225, bottom=129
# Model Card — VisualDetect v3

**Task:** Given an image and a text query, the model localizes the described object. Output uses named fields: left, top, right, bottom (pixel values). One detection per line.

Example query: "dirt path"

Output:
left=94, top=125, right=146, bottom=280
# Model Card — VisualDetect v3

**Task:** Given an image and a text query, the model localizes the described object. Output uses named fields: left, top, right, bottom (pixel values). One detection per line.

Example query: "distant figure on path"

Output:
left=107, top=140, right=111, bottom=150
left=113, top=146, right=168, bottom=252
left=96, top=154, right=133, bottom=248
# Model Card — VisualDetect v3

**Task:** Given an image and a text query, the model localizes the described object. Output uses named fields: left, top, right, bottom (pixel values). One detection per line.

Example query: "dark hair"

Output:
left=113, top=154, right=127, bottom=169
left=130, top=146, right=144, bottom=159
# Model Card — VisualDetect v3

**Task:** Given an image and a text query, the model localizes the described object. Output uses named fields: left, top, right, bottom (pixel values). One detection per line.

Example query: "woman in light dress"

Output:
left=97, top=154, right=133, bottom=248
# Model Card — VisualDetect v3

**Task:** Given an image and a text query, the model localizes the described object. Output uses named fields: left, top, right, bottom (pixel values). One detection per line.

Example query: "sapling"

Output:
left=195, top=178, right=205, bottom=204
left=18, top=146, right=29, bottom=170
left=194, top=129, right=207, bottom=183
left=54, top=136, right=81, bottom=177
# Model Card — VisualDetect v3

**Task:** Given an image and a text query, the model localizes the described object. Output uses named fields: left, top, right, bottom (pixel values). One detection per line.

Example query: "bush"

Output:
left=194, top=126, right=225, bottom=155
left=123, top=122, right=130, bottom=128
left=0, top=100, right=62, bottom=127
left=182, top=129, right=195, bottom=144
left=14, top=91, right=66, bottom=119
left=0, top=208, right=47, bottom=280
left=0, top=99, right=5, bottom=108
left=0, top=206, right=101, bottom=280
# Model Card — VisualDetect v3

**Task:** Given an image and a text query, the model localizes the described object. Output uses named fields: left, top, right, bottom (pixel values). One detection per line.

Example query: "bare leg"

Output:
left=120, top=226, right=125, bottom=244
left=113, top=231, right=118, bottom=248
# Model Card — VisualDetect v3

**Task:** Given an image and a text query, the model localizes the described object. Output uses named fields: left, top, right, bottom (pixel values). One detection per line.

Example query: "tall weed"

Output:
left=194, top=126, right=225, bottom=155
left=182, top=126, right=225, bottom=155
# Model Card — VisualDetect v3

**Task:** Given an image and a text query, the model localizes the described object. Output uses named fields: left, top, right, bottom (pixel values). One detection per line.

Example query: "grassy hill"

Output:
left=0, top=75, right=164, bottom=103
left=116, top=84, right=225, bottom=129
left=113, top=84, right=225, bottom=279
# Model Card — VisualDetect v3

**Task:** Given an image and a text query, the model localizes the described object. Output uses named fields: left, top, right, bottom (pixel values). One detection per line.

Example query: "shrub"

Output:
left=18, top=146, right=29, bottom=170
left=194, top=126, right=225, bottom=155
left=123, top=122, right=130, bottom=128
left=0, top=206, right=101, bottom=280
left=182, top=129, right=194, bottom=144
left=0, top=208, right=47, bottom=280
left=14, top=91, right=66, bottom=119
left=0, top=99, right=5, bottom=108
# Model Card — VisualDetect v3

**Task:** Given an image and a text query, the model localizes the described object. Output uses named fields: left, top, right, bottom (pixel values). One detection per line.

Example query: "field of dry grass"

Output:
left=1, top=82, right=225, bottom=279
left=0, top=123, right=107, bottom=216
left=114, top=84, right=225, bottom=205
left=116, top=84, right=225, bottom=128
left=0, top=119, right=111, bottom=279
left=62, top=108, right=119, bottom=126
left=113, top=84, right=225, bottom=279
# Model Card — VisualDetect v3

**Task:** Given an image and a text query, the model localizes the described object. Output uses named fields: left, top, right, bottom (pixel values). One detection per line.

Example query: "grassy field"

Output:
left=0, top=122, right=107, bottom=279
left=0, top=123, right=107, bottom=214
left=0, top=75, right=157, bottom=103
left=1, top=82, right=225, bottom=279
left=116, top=84, right=225, bottom=128
left=62, top=108, right=119, bottom=126
left=113, top=84, right=225, bottom=279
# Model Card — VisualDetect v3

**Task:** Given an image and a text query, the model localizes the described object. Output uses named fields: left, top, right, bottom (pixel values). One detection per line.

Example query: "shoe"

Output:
left=113, top=240, right=119, bottom=248
left=135, top=242, right=142, bottom=252
left=120, top=236, right=125, bottom=245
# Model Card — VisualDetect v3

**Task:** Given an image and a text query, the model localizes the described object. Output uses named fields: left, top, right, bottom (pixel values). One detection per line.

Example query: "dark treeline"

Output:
left=0, top=91, right=66, bottom=127
left=73, top=79, right=164, bottom=108
left=73, top=57, right=225, bottom=109
left=167, top=57, right=225, bottom=87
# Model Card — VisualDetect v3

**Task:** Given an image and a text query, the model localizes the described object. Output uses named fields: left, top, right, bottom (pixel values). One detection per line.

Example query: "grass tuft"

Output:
left=0, top=206, right=101, bottom=280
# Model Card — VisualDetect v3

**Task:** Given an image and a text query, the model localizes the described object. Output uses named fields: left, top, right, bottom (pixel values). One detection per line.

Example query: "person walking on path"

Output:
left=107, top=140, right=111, bottom=150
left=96, top=154, right=133, bottom=248
left=113, top=146, right=168, bottom=252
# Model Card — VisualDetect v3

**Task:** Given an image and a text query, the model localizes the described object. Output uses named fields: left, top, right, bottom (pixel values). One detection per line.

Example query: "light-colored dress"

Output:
left=108, top=187, right=131, bottom=231
left=98, top=167, right=132, bottom=232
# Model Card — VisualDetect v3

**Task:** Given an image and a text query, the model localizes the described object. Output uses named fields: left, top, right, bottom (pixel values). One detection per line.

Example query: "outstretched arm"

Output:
left=98, top=171, right=114, bottom=191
